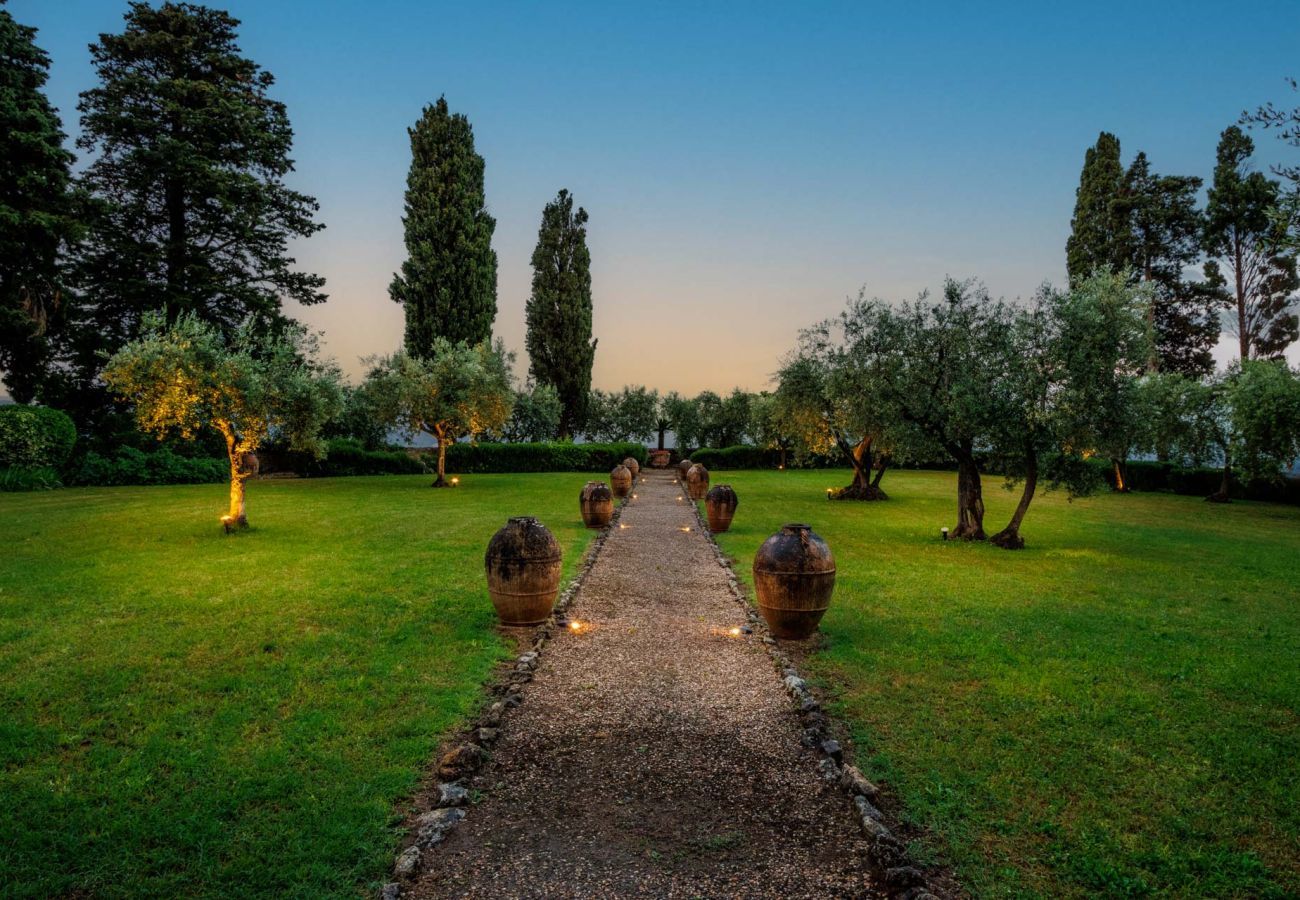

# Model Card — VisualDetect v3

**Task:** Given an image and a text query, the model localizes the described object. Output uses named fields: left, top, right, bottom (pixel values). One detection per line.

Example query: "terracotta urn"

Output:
left=484, top=517, right=563, bottom=625
left=623, top=456, right=641, bottom=481
left=579, top=481, right=614, bottom=529
left=752, top=523, right=836, bottom=639
left=705, top=484, right=738, bottom=532
left=677, top=458, right=693, bottom=482
left=610, top=464, right=633, bottom=498
left=686, top=463, right=710, bottom=500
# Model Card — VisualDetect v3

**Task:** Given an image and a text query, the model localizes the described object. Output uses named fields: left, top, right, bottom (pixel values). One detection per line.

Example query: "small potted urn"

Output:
left=579, top=481, right=614, bottom=528
left=484, top=517, right=563, bottom=625
left=752, top=523, right=836, bottom=639
left=677, top=458, right=693, bottom=482
left=623, top=456, right=641, bottom=481
left=686, top=463, right=710, bottom=500
left=705, top=484, right=738, bottom=532
left=610, top=464, right=633, bottom=498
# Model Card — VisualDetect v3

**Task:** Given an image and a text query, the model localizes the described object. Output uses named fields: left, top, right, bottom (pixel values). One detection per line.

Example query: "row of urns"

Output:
left=484, top=458, right=834, bottom=640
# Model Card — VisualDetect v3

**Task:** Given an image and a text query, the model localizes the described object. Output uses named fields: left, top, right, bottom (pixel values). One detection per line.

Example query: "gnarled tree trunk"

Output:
left=219, top=424, right=252, bottom=530
left=1206, top=457, right=1232, bottom=503
left=431, top=425, right=451, bottom=487
left=831, top=434, right=887, bottom=500
left=952, top=449, right=986, bottom=540
left=1111, top=457, right=1130, bottom=493
left=990, top=448, right=1037, bottom=550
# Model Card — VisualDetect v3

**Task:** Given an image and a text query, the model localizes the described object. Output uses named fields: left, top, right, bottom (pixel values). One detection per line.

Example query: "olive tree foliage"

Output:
left=363, top=339, right=512, bottom=486
left=1051, top=272, right=1154, bottom=492
left=498, top=381, right=562, bottom=443
left=774, top=313, right=894, bottom=499
left=749, top=391, right=794, bottom=466
left=103, top=313, right=342, bottom=529
left=583, top=385, right=659, bottom=443
left=1171, top=360, right=1300, bottom=502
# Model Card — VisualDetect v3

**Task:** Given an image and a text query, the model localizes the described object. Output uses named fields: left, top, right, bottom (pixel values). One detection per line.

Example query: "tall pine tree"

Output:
left=525, top=189, right=596, bottom=439
left=0, top=0, right=79, bottom=403
left=1203, top=126, right=1299, bottom=361
left=65, top=1, right=325, bottom=421
left=1124, top=152, right=1219, bottom=377
left=390, top=97, right=497, bottom=355
left=1066, top=132, right=1129, bottom=285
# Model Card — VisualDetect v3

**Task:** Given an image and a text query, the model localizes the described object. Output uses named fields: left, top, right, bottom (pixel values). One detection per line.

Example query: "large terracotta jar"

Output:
left=686, top=463, right=710, bottom=500
left=752, top=524, right=836, bottom=639
left=610, top=464, right=632, bottom=498
left=579, top=481, right=614, bottom=529
left=677, top=458, right=693, bottom=482
left=705, top=485, right=738, bottom=532
left=623, top=457, right=641, bottom=481
left=484, top=517, right=563, bottom=625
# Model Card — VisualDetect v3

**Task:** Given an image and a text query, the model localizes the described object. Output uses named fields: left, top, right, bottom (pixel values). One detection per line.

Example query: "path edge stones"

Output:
left=379, top=495, right=632, bottom=900
left=685, top=498, right=951, bottom=900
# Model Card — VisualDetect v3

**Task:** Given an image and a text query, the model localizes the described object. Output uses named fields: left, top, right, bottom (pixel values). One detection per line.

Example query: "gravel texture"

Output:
left=409, top=471, right=880, bottom=898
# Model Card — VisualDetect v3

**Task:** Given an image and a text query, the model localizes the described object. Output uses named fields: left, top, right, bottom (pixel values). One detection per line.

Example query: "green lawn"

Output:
left=0, top=474, right=594, bottom=898
left=707, top=469, right=1300, bottom=900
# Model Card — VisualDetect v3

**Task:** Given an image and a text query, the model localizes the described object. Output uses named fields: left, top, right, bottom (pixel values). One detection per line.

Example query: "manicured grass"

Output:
left=0, top=474, right=594, bottom=898
left=707, top=469, right=1300, bottom=899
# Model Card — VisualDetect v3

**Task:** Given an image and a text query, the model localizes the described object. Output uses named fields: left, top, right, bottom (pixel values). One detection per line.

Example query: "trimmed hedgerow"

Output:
left=0, top=405, right=77, bottom=469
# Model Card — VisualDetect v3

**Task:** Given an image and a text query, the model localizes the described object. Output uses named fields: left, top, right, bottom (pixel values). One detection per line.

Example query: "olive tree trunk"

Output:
left=220, top=425, right=251, bottom=530
left=951, top=450, right=986, bottom=540
left=1111, top=457, right=1131, bottom=493
left=430, top=424, right=451, bottom=487
left=1205, top=456, right=1232, bottom=503
left=990, top=449, right=1037, bottom=550
left=831, top=434, right=887, bottom=500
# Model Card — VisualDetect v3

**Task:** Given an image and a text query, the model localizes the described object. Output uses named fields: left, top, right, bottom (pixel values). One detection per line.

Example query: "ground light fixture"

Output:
left=941, top=526, right=949, bottom=540
left=451, top=476, right=460, bottom=486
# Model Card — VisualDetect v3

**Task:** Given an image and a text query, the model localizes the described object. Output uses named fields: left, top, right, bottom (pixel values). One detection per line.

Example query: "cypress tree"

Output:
left=1065, top=132, right=1130, bottom=284
left=1124, top=152, right=1219, bottom=377
left=0, top=1, right=79, bottom=403
left=525, top=189, right=596, bottom=438
left=390, top=97, right=497, bottom=355
left=1203, top=126, right=1299, bottom=360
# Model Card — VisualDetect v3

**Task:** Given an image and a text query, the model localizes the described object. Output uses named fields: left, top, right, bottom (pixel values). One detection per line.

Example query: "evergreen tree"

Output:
left=67, top=1, right=324, bottom=421
left=390, top=97, right=497, bottom=354
left=1124, top=152, right=1219, bottom=376
left=525, top=188, right=595, bottom=438
left=0, top=1, right=79, bottom=403
left=1203, top=126, right=1299, bottom=361
left=1066, top=132, right=1129, bottom=284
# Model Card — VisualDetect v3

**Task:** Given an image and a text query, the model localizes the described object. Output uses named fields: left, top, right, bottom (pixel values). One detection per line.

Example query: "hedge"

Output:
left=0, top=405, right=77, bottom=469
left=64, top=447, right=227, bottom=487
left=443, top=441, right=647, bottom=474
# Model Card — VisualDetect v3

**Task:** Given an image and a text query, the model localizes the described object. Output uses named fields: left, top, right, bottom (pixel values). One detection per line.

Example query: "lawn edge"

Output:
left=377, top=492, right=631, bottom=897
left=688, top=497, right=964, bottom=900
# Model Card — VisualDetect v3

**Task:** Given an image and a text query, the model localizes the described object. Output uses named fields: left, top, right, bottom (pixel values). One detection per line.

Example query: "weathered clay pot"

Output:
left=579, top=481, right=614, bottom=529
left=610, top=464, right=632, bottom=498
left=705, top=484, right=738, bottom=532
left=623, top=457, right=641, bottom=481
left=752, top=524, right=836, bottom=640
left=484, top=517, right=563, bottom=626
left=686, top=463, right=710, bottom=500
left=677, top=458, right=693, bottom=482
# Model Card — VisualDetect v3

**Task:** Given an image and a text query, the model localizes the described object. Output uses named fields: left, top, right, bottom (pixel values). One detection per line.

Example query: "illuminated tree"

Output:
left=364, top=340, right=512, bottom=487
left=774, top=335, right=892, bottom=500
left=103, top=313, right=342, bottom=529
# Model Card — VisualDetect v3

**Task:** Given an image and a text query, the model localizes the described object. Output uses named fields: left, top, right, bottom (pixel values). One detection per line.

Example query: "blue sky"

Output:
left=12, top=0, right=1300, bottom=391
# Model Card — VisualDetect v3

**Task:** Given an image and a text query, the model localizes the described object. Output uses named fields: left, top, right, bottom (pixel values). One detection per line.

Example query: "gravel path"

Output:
left=410, top=470, right=880, bottom=898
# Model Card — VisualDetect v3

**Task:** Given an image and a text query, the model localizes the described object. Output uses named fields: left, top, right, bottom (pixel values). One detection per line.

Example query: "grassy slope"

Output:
left=0, top=474, right=594, bottom=898
left=707, top=469, right=1299, bottom=899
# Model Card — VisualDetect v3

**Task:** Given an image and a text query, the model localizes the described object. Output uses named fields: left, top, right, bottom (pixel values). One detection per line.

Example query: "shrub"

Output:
left=65, top=447, right=227, bottom=487
left=0, top=405, right=77, bottom=469
left=296, top=438, right=425, bottom=477
left=0, top=466, right=62, bottom=492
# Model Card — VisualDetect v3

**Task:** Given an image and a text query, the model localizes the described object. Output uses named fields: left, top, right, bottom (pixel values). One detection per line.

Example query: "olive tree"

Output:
left=364, top=339, right=512, bottom=486
left=773, top=328, right=893, bottom=500
left=500, top=381, right=562, bottom=443
left=103, top=313, right=342, bottom=529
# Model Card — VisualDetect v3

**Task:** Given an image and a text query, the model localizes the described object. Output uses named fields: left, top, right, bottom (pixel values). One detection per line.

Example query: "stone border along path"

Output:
left=381, top=470, right=948, bottom=900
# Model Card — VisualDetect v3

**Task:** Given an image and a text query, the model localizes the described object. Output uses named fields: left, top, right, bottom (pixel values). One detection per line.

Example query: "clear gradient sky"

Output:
left=12, top=0, right=1300, bottom=393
